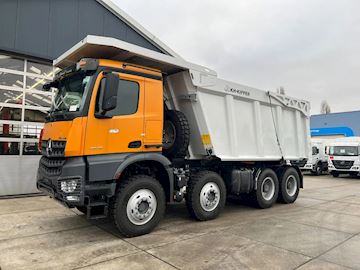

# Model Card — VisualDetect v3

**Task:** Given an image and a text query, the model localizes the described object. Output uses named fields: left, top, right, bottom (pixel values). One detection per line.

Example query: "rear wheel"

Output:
left=186, top=171, right=226, bottom=221
left=279, top=167, right=300, bottom=204
left=252, top=169, right=279, bottom=208
left=112, top=175, right=165, bottom=237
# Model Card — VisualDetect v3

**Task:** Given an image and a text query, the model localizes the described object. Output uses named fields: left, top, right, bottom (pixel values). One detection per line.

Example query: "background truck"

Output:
left=37, top=35, right=310, bottom=237
left=328, top=137, right=360, bottom=178
left=299, top=139, right=329, bottom=175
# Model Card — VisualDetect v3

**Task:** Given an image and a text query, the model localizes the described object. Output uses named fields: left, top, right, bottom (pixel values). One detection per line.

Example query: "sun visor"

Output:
left=54, top=35, right=217, bottom=76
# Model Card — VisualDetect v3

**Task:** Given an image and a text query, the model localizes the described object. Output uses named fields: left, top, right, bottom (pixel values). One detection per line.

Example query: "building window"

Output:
left=0, top=54, right=55, bottom=156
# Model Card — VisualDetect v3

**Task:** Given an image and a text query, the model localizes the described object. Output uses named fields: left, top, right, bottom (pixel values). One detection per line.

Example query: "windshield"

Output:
left=329, top=146, right=359, bottom=156
left=51, top=72, right=92, bottom=113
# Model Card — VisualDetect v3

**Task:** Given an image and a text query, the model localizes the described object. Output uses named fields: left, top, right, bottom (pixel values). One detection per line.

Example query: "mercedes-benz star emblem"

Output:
left=46, top=140, right=52, bottom=156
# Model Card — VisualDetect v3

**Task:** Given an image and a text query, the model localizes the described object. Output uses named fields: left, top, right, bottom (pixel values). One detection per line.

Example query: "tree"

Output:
left=320, top=100, right=331, bottom=114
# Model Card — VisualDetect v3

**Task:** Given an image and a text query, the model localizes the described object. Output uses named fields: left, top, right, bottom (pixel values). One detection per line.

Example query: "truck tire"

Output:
left=111, top=175, right=166, bottom=237
left=252, top=169, right=279, bottom=209
left=163, top=110, right=190, bottom=158
left=278, top=167, right=300, bottom=204
left=331, top=171, right=339, bottom=178
left=311, top=162, right=322, bottom=176
left=186, top=171, right=226, bottom=221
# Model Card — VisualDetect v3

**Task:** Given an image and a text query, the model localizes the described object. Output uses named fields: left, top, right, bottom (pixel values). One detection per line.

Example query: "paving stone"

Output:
left=0, top=226, right=138, bottom=270
left=297, top=259, right=353, bottom=270
left=79, top=252, right=176, bottom=270
left=148, top=231, right=310, bottom=270
left=320, top=235, right=360, bottom=270
left=0, top=196, right=61, bottom=215
left=275, top=208, right=360, bottom=234
left=228, top=217, right=351, bottom=257
left=311, top=200, right=360, bottom=216
left=0, top=208, right=89, bottom=240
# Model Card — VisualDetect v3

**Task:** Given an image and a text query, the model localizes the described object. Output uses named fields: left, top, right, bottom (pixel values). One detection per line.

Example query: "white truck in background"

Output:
left=300, top=139, right=330, bottom=175
left=328, top=137, right=360, bottom=178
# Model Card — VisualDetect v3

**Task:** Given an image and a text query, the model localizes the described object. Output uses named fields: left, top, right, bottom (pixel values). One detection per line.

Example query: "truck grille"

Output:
left=291, top=159, right=307, bottom=167
left=332, top=160, right=354, bottom=170
left=39, top=140, right=66, bottom=178
left=41, top=140, right=66, bottom=158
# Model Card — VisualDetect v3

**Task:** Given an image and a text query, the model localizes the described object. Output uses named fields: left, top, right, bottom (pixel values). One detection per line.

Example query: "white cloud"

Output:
left=113, top=0, right=360, bottom=114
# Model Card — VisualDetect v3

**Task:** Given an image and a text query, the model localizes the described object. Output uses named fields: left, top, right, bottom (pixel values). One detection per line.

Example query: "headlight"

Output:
left=60, top=180, right=78, bottom=193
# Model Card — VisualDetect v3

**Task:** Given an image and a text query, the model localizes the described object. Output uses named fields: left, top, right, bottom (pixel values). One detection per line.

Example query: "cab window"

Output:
left=312, top=146, right=319, bottom=155
left=96, top=78, right=139, bottom=116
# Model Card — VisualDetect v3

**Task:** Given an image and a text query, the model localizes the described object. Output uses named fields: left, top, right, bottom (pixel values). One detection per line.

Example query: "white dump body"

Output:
left=166, top=71, right=310, bottom=161
left=55, top=35, right=311, bottom=162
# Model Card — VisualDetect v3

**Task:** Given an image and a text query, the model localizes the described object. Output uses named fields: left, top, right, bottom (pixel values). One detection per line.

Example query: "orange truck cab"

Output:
left=37, top=59, right=176, bottom=232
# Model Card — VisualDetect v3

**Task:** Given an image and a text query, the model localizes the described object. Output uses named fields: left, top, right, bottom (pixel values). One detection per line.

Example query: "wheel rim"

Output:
left=261, top=177, right=275, bottom=201
left=317, top=166, right=321, bottom=174
left=126, top=189, right=157, bottom=226
left=200, top=182, right=220, bottom=212
left=285, top=175, right=297, bottom=197
left=163, top=120, right=176, bottom=149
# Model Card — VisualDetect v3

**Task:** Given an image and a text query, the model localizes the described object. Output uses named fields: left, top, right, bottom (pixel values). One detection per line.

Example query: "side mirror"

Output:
left=102, top=73, right=119, bottom=112
left=43, top=80, right=59, bottom=91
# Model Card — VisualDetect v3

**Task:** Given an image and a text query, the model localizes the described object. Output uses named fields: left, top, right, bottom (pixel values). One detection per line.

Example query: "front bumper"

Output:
left=328, top=165, right=360, bottom=172
left=300, top=164, right=313, bottom=171
left=37, top=156, right=115, bottom=208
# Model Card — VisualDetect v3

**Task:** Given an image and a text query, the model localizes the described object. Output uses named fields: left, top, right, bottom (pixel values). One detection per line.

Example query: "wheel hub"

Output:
left=127, top=189, right=157, bottom=225
left=163, top=121, right=176, bottom=149
left=200, top=182, right=220, bottom=212
left=285, top=175, right=297, bottom=197
left=261, top=177, right=275, bottom=201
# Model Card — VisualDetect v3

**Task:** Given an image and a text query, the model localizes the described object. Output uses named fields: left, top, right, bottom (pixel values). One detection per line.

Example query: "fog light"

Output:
left=60, top=180, right=77, bottom=193
left=66, top=196, right=80, bottom=202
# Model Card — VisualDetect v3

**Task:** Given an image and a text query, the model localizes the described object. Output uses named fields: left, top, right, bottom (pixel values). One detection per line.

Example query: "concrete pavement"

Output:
left=0, top=174, right=359, bottom=270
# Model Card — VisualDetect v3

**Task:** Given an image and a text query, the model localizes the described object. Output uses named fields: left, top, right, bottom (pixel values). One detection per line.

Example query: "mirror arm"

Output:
left=94, top=112, right=112, bottom=119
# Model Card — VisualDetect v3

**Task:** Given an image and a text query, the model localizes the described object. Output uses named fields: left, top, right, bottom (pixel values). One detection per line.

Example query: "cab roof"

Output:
left=54, top=35, right=217, bottom=77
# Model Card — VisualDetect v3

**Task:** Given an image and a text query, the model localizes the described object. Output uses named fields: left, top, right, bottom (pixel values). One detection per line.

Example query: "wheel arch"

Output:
left=114, top=153, right=174, bottom=203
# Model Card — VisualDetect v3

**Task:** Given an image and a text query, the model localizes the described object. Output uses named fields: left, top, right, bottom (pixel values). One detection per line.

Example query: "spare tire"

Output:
left=163, top=110, right=190, bottom=158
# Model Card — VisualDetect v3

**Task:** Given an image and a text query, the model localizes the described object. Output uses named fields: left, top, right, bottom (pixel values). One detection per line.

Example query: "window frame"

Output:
left=96, top=76, right=140, bottom=117
left=0, top=54, right=55, bottom=156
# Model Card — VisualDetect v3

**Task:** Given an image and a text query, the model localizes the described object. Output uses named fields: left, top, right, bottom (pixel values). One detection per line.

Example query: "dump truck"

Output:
left=328, top=137, right=360, bottom=178
left=37, top=35, right=310, bottom=237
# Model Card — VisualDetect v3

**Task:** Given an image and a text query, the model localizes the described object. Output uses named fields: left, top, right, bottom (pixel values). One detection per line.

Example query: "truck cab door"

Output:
left=84, top=72, right=145, bottom=155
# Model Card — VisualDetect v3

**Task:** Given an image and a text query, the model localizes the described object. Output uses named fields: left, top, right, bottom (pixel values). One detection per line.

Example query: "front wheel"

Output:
left=112, top=175, right=166, bottom=237
left=311, top=163, right=322, bottom=176
left=331, top=171, right=339, bottom=178
left=186, top=171, right=226, bottom=221
left=279, top=167, right=300, bottom=204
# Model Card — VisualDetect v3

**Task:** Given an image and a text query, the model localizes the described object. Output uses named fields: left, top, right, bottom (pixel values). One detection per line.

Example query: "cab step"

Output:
left=86, top=201, right=109, bottom=219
